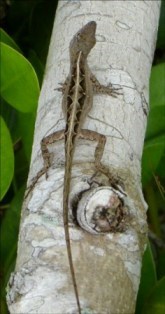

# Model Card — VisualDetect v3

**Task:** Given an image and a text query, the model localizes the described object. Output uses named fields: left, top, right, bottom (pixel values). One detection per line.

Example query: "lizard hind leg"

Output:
left=79, top=129, right=116, bottom=186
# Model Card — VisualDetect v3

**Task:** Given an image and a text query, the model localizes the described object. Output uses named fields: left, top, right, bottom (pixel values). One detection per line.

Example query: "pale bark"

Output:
left=7, top=1, right=161, bottom=314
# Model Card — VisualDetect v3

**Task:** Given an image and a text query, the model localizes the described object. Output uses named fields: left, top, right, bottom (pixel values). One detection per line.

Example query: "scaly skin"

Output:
left=62, top=21, right=97, bottom=314
left=25, top=21, right=121, bottom=313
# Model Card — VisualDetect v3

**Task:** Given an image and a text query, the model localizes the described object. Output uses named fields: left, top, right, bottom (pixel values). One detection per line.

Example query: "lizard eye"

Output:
left=77, top=31, right=84, bottom=42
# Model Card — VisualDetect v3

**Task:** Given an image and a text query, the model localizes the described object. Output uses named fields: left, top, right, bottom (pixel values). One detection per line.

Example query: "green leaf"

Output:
left=0, top=43, right=40, bottom=113
left=0, top=28, right=21, bottom=52
left=157, top=250, right=165, bottom=279
left=1, top=98, right=21, bottom=144
left=146, top=105, right=165, bottom=140
left=18, top=111, right=36, bottom=161
left=0, top=299, right=8, bottom=314
left=157, top=1, right=165, bottom=50
left=150, top=63, right=165, bottom=109
left=14, top=143, right=29, bottom=188
left=142, top=277, right=165, bottom=314
left=144, top=184, right=161, bottom=237
left=146, top=63, right=165, bottom=140
left=142, top=135, right=165, bottom=186
left=156, top=153, right=165, bottom=179
left=1, top=187, right=24, bottom=271
left=0, top=116, right=14, bottom=200
left=28, top=49, right=44, bottom=86
left=1, top=187, right=24, bottom=301
left=136, top=242, right=157, bottom=314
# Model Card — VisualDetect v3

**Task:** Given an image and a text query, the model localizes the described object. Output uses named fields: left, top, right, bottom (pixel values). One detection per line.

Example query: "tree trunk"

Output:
left=7, top=1, right=161, bottom=313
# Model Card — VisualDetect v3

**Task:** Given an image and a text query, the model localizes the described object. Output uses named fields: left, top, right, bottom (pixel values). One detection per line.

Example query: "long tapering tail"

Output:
left=63, top=154, right=81, bottom=314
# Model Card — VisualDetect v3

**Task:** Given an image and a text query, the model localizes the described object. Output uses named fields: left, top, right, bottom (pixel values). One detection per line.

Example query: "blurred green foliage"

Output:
left=0, top=1, right=164, bottom=313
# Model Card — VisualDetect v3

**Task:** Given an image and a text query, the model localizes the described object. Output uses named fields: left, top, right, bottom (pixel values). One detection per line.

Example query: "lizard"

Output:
left=25, top=21, right=121, bottom=313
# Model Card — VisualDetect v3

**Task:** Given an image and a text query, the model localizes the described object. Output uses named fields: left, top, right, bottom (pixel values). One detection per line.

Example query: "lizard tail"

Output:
left=63, top=159, right=81, bottom=314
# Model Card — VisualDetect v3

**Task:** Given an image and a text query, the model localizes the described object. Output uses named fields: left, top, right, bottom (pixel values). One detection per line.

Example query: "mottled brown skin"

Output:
left=25, top=21, right=121, bottom=313
left=62, top=21, right=121, bottom=313
left=62, top=21, right=97, bottom=314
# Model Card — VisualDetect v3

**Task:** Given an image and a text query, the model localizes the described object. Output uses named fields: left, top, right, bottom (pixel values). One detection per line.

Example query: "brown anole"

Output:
left=25, top=21, right=121, bottom=313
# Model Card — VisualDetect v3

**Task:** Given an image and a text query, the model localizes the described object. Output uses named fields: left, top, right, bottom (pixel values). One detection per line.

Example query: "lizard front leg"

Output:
left=41, top=130, right=64, bottom=178
left=91, top=73, right=122, bottom=98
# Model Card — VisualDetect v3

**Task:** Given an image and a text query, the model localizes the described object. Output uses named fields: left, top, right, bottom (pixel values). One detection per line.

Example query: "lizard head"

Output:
left=69, top=21, right=96, bottom=59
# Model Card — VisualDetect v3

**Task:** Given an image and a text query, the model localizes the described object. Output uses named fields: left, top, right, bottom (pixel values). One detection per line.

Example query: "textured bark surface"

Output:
left=7, top=1, right=160, bottom=313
